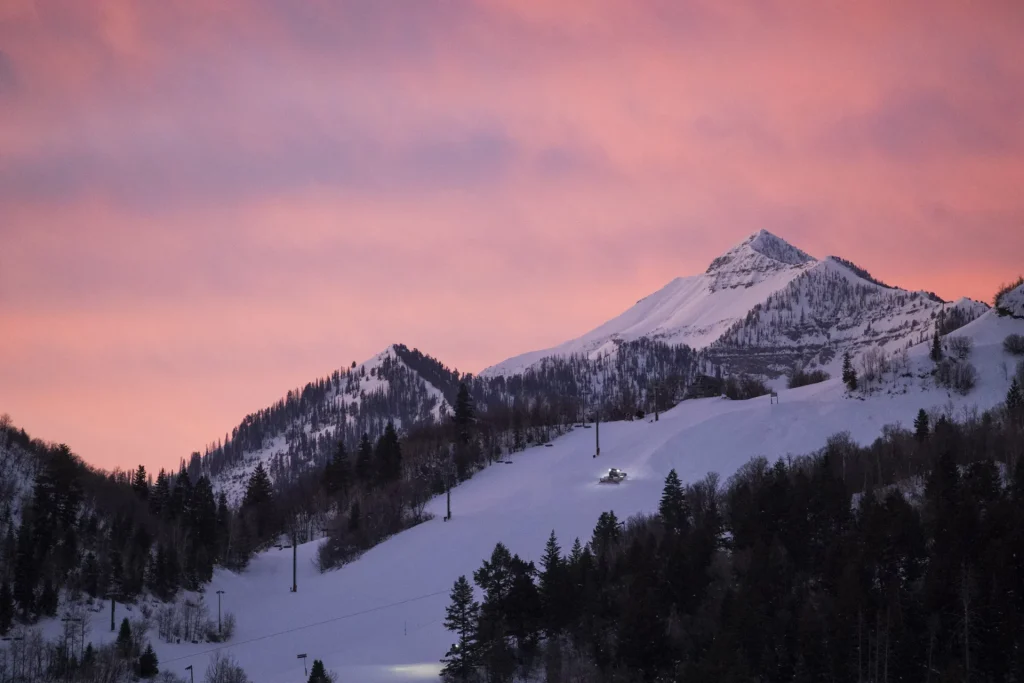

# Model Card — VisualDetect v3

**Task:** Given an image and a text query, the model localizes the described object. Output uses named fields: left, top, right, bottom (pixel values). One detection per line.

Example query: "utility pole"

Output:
left=216, top=590, right=225, bottom=637
left=595, top=409, right=600, bottom=457
left=110, top=597, right=115, bottom=632
left=292, top=531, right=298, bottom=593
left=654, top=380, right=660, bottom=422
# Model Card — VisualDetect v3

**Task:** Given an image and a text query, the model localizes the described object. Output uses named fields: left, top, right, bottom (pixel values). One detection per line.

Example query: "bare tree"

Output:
left=204, top=652, right=250, bottom=683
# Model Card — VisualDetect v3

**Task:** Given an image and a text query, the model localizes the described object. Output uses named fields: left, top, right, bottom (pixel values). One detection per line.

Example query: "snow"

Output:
left=212, top=345, right=451, bottom=505
left=44, top=311, right=1024, bottom=683
left=997, top=281, right=1024, bottom=318
left=481, top=231, right=817, bottom=377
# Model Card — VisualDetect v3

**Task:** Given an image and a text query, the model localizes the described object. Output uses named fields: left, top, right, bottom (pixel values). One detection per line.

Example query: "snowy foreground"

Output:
left=56, top=313, right=1024, bottom=682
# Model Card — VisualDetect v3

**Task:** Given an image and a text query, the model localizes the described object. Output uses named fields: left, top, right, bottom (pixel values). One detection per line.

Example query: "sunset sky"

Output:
left=2, top=0, right=1022, bottom=472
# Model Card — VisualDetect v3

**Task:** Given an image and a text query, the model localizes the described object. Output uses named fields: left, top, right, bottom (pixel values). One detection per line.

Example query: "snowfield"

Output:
left=49, top=311, right=1024, bottom=683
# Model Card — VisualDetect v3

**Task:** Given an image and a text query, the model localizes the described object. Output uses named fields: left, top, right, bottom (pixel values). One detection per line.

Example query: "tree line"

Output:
left=441, top=394, right=1024, bottom=682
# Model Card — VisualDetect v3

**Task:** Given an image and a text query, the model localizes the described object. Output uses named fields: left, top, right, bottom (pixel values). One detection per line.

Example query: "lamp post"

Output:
left=185, top=664, right=194, bottom=683
left=215, top=591, right=225, bottom=637
left=297, top=653, right=308, bottom=676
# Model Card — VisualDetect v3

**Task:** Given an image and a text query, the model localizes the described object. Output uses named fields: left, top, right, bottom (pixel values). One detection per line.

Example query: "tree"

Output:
left=307, top=659, right=334, bottom=683
left=454, top=383, right=475, bottom=446
left=1008, top=378, right=1023, bottom=414
left=930, top=331, right=943, bottom=363
left=139, top=643, right=159, bottom=678
left=914, top=409, right=930, bottom=443
left=842, top=351, right=858, bottom=391
left=132, top=465, right=149, bottom=499
left=375, top=422, right=403, bottom=486
left=0, top=580, right=12, bottom=634
left=12, top=516, right=34, bottom=617
left=440, top=575, right=479, bottom=682
left=242, top=463, right=273, bottom=509
left=355, top=433, right=373, bottom=483
left=659, top=469, right=690, bottom=534
left=323, top=440, right=352, bottom=497
left=539, top=531, right=569, bottom=637
left=204, top=652, right=249, bottom=683
left=116, top=617, right=133, bottom=658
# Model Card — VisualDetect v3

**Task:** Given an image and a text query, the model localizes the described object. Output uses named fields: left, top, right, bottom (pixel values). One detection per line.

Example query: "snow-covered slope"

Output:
left=996, top=280, right=1024, bottom=318
left=482, top=231, right=817, bottom=376
left=709, top=256, right=989, bottom=376
left=482, top=231, right=988, bottom=379
left=210, top=345, right=451, bottom=504
left=57, top=310, right=1024, bottom=683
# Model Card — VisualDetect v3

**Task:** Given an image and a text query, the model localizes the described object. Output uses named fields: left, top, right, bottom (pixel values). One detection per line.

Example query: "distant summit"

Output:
left=482, top=230, right=988, bottom=378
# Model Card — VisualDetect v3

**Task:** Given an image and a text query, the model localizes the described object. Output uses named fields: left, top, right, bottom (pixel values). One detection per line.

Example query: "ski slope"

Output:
left=47, top=312, right=1024, bottom=683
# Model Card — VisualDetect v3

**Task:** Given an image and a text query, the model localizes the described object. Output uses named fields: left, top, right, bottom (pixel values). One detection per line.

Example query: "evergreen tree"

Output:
left=1007, top=378, right=1023, bottom=413
left=12, top=516, right=34, bottom=617
left=591, top=511, right=621, bottom=555
left=0, top=580, right=12, bottom=634
left=454, top=383, right=475, bottom=446
left=538, top=531, right=568, bottom=636
left=187, top=477, right=218, bottom=585
left=348, top=501, right=361, bottom=533
left=323, top=440, right=351, bottom=497
left=930, top=331, right=943, bottom=362
left=139, top=643, right=159, bottom=678
left=132, top=465, right=149, bottom=499
left=116, top=617, right=133, bottom=658
left=375, top=422, right=402, bottom=486
left=307, top=659, right=332, bottom=683
left=242, top=463, right=272, bottom=508
left=842, top=352, right=858, bottom=391
left=355, top=433, right=373, bottom=483
left=150, top=470, right=170, bottom=518
left=440, top=575, right=479, bottom=682
left=38, top=577, right=58, bottom=616
left=659, top=469, right=690, bottom=534
left=914, top=409, right=930, bottom=442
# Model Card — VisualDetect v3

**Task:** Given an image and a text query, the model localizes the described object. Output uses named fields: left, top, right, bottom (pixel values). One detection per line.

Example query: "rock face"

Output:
left=482, top=230, right=988, bottom=378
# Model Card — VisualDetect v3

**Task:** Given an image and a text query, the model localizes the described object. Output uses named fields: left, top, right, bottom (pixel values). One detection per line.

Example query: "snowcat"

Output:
left=599, top=468, right=627, bottom=484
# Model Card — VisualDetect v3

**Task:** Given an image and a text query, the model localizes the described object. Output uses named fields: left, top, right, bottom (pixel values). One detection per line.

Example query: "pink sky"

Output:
left=1, top=0, right=1022, bottom=472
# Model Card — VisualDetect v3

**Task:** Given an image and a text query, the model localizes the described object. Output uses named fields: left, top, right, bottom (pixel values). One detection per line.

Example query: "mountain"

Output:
left=482, top=230, right=988, bottom=378
left=47, top=305, right=1024, bottom=683
left=205, top=345, right=454, bottom=504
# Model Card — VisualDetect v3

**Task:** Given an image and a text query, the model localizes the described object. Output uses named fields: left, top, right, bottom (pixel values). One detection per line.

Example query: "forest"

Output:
left=440, top=393, right=1024, bottom=682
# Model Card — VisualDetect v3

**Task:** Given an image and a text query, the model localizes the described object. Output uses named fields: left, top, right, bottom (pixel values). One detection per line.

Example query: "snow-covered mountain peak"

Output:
left=996, top=280, right=1024, bottom=318
left=704, top=230, right=817, bottom=291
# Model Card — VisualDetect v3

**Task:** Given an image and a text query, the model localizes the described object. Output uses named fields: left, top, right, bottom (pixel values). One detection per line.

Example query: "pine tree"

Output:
left=591, top=511, right=621, bottom=555
left=0, top=580, right=13, bottom=634
left=454, top=383, right=475, bottom=446
left=242, top=463, right=273, bottom=508
left=307, top=659, right=332, bottom=683
left=914, top=409, right=930, bottom=442
left=38, top=577, right=58, bottom=616
left=659, top=469, right=690, bottom=534
left=12, top=516, right=35, bottom=618
left=538, top=531, right=567, bottom=637
left=842, top=352, right=858, bottom=391
left=150, top=470, right=170, bottom=518
left=441, top=575, right=479, bottom=682
left=1007, top=378, right=1023, bottom=414
left=375, top=422, right=402, bottom=486
left=138, top=643, right=159, bottom=678
left=132, top=465, right=149, bottom=499
left=323, top=441, right=351, bottom=496
left=930, top=331, right=943, bottom=363
left=116, top=617, right=133, bottom=658
left=348, top=501, right=361, bottom=533
left=355, top=433, right=373, bottom=483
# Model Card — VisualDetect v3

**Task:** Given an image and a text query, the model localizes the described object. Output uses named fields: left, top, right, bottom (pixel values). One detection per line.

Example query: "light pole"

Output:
left=297, top=653, right=308, bottom=676
left=185, top=664, right=194, bottom=683
left=215, top=590, right=225, bottom=637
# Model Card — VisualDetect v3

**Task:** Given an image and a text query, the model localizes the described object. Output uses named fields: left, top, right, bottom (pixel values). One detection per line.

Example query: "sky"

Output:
left=1, top=0, right=1023, bottom=473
